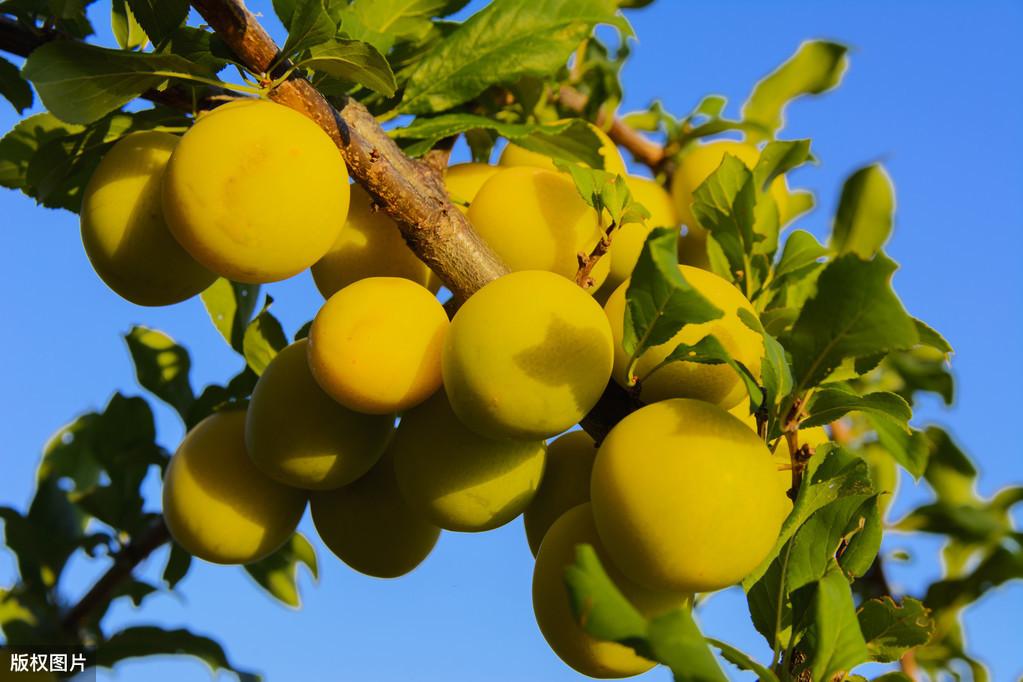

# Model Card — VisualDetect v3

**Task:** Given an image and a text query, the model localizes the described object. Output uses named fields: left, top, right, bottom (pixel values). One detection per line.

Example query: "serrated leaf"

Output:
left=742, top=40, right=849, bottom=141
left=297, top=37, right=396, bottom=96
left=858, top=597, right=934, bottom=662
left=201, top=278, right=260, bottom=353
left=623, top=227, right=723, bottom=361
left=242, top=295, right=288, bottom=376
left=94, top=626, right=259, bottom=681
left=124, top=326, right=194, bottom=419
left=803, top=387, right=911, bottom=430
left=831, top=164, right=894, bottom=258
left=782, top=253, right=919, bottom=395
left=280, top=0, right=337, bottom=62
left=653, top=335, right=763, bottom=410
left=243, top=533, right=318, bottom=608
left=112, top=0, right=148, bottom=50
left=799, top=566, right=869, bottom=681
left=22, top=41, right=214, bottom=124
left=125, top=0, right=189, bottom=45
left=400, top=0, right=624, bottom=114
left=0, top=56, right=33, bottom=113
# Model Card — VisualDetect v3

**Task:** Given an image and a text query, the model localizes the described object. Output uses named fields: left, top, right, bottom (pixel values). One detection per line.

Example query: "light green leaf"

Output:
left=707, top=638, right=779, bottom=682
left=0, top=55, right=33, bottom=113
left=754, top=139, right=812, bottom=189
left=802, top=387, right=911, bottom=430
left=297, top=38, right=396, bottom=96
left=280, top=0, right=338, bottom=62
left=242, top=295, right=289, bottom=376
left=922, top=426, right=976, bottom=504
left=871, top=419, right=929, bottom=479
left=771, top=229, right=827, bottom=285
left=913, top=318, right=952, bottom=355
left=857, top=597, right=934, bottom=663
left=646, top=609, right=728, bottom=682
left=800, top=566, right=870, bottom=681
left=333, top=0, right=468, bottom=53
left=564, top=544, right=648, bottom=643
left=742, top=40, right=849, bottom=141
left=831, top=164, right=895, bottom=258
left=691, top=154, right=757, bottom=285
left=112, top=0, right=148, bottom=50
left=786, top=495, right=879, bottom=593
left=400, top=0, right=624, bottom=114
left=94, top=626, right=259, bottom=681
left=243, top=533, right=318, bottom=608
left=201, top=279, right=260, bottom=353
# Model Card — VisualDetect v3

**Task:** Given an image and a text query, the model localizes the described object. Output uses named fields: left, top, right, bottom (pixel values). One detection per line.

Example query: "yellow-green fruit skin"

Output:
left=245, top=340, right=394, bottom=490
left=163, top=100, right=350, bottom=283
left=533, top=504, right=687, bottom=678
left=444, top=162, right=500, bottom=213
left=500, top=121, right=628, bottom=177
left=861, top=444, right=899, bottom=518
left=163, top=410, right=307, bottom=564
left=468, top=167, right=610, bottom=288
left=602, top=176, right=679, bottom=296
left=311, top=184, right=433, bottom=298
left=442, top=270, right=614, bottom=440
left=524, top=430, right=598, bottom=555
left=671, top=140, right=788, bottom=268
left=591, top=399, right=786, bottom=593
left=311, top=452, right=440, bottom=578
left=80, top=131, right=215, bottom=306
left=309, top=277, right=448, bottom=415
left=391, top=391, right=546, bottom=532
left=604, top=265, right=763, bottom=409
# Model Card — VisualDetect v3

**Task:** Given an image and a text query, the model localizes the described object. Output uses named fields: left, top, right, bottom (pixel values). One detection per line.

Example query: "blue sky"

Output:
left=1, top=1, right=1021, bottom=681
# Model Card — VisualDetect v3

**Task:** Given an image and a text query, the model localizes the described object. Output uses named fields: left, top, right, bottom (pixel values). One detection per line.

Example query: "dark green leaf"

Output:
left=400, top=0, right=624, bottom=114
left=125, top=0, right=189, bottom=45
left=242, top=295, right=288, bottom=376
left=162, top=542, right=192, bottom=590
left=0, top=56, right=33, bottom=113
left=112, top=0, right=147, bottom=50
left=799, top=566, right=869, bottom=681
left=94, top=626, right=259, bottom=681
left=786, top=495, right=879, bottom=593
left=831, top=164, right=894, bottom=258
left=280, top=0, right=338, bottom=62
left=742, top=40, right=848, bottom=141
left=297, top=38, right=396, bottom=96
left=913, top=318, right=952, bottom=355
left=201, top=278, right=260, bottom=353
left=691, top=154, right=757, bottom=285
left=22, top=41, right=214, bottom=124
left=243, top=533, right=318, bottom=607
left=858, top=597, right=934, bottom=662
left=803, top=387, right=911, bottom=430
left=124, top=326, right=194, bottom=419
left=837, top=496, right=883, bottom=579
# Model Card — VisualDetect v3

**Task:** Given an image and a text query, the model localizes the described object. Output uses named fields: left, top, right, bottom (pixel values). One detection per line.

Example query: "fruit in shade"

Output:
left=603, top=265, right=763, bottom=409
left=309, top=277, right=448, bottom=415
left=523, top=430, right=597, bottom=555
left=162, top=410, right=307, bottom=565
left=163, top=100, right=350, bottom=283
left=532, top=503, right=688, bottom=678
left=442, top=270, right=614, bottom=440
left=499, top=121, right=628, bottom=177
left=311, top=451, right=440, bottom=578
left=80, top=131, right=215, bottom=306
left=245, top=340, right=394, bottom=490
left=468, top=167, right=610, bottom=288
left=311, top=184, right=434, bottom=298
left=443, top=162, right=500, bottom=213
left=591, top=399, right=786, bottom=593
left=391, top=391, right=546, bottom=532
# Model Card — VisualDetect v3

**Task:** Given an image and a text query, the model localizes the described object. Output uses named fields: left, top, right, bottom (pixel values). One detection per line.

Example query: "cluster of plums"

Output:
left=78, top=100, right=827, bottom=678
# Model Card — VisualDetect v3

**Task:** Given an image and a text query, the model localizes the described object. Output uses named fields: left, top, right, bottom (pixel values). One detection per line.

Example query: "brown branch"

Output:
left=575, top=221, right=615, bottom=289
left=0, top=16, right=55, bottom=57
left=60, top=518, right=170, bottom=634
left=558, top=85, right=666, bottom=171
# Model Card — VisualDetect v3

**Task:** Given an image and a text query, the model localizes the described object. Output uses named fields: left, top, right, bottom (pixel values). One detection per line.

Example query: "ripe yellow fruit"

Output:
left=601, top=175, right=679, bottom=297
left=163, top=100, right=350, bottom=283
left=311, top=184, right=433, bottom=298
left=311, top=451, right=440, bottom=578
left=500, top=122, right=628, bottom=177
left=523, top=430, right=597, bottom=555
left=671, top=140, right=788, bottom=268
left=309, top=277, right=448, bottom=415
left=604, top=265, right=763, bottom=409
left=468, top=167, right=610, bottom=288
left=443, top=270, right=614, bottom=440
left=162, top=410, right=307, bottom=564
left=245, top=340, right=394, bottom=490
left=591, top=399, right=786, bottom=593
left=444, top=162, right=500, bottom=213
left=392, top=390, right=546, bottom=532
left=80, top=131, right=215, bottom=306
left=533, top=503, right=687, bottom=678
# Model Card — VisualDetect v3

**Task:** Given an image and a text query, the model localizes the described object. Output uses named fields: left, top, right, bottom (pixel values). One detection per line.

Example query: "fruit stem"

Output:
left=574, top=219, right=617, bottom=289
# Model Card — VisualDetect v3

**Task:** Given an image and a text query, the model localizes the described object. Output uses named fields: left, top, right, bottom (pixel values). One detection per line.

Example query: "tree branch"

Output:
left=558, top=85, right=666, bottom=171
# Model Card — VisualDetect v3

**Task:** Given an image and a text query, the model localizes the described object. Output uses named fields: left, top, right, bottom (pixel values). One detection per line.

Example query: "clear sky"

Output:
left=1, top=1, right=1021, bottom=681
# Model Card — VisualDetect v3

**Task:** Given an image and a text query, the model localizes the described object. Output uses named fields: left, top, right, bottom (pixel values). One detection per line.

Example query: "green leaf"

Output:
left=112, top=0, right=148, bottom=50
left=297, top=38, right=396, bottom=96
left=333, top=0, right=469, bottom=53
left=400, top=0, right=624, bottom=114
left=623, top=227, right=723, bottom=362
left=279, top=0, right=338, bottom=63
left=786, top=495, right=879, bottom=593
left=0, top=56, right=33, bottom=113
left=799, top=566, right=869, bottom=681
left=782, top=253, right=919, bottom=395
left=124, top=326, right=194, bottom=419
left=691, top=154, right=757, bottom=284
left=22, top=41, right=215, bottom=124
left=858, top=597, right=934, bottom=662
left=706, top=638, right=779, bottom=682
left=837, top=496, right=883, bottom=579
left=772, top=229, right=827, bottom=285
left=742, top=40, right=849, bottom=141
left=924, top=545, right=1023, bottom=611
left=555, top=162, right=648, bottom=227
left=242, top=295, right=289, bottom=376
left=922, top=426, right=976, bottom=504
left=871, top=419, right=929, bottom=479
left=652, top=335, right=763, bottom=410
left=125, top=0, right=190, bottom=45
left=185, top=370, right=257, bottom=429
left=94, top=626, right=259, bottom=681
left=243, top=533, right=318, bottom=608
left=754, top=139, right=812, bottom=189
left=646, top=609, right=728, bottom=682
left=802, top=387, right=911, bottom=430
left=162, top=542, right=192, bottom=590
left=913, top=318, right=952, bottom=355
left=201, top=278, right=260, bottom=353
left=831, top=164, right=895, bottom=258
